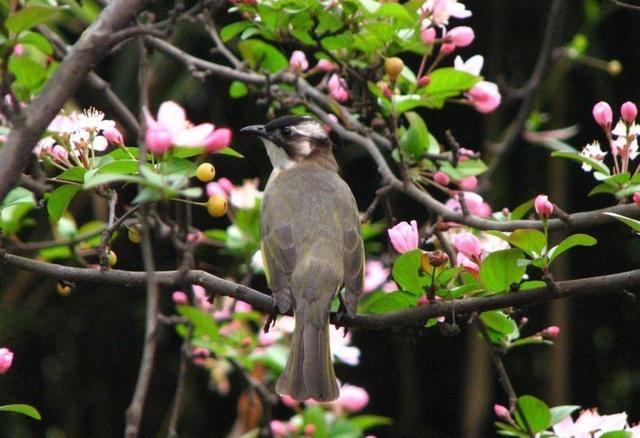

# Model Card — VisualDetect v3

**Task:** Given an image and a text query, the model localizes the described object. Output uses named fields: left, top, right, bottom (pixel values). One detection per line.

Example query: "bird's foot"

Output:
left=263, top=302, right=279, bottom=333
left=335, top=294, right=350, bottom=337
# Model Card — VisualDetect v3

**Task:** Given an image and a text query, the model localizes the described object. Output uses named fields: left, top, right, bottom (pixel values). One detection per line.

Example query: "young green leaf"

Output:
left=0, top=404, right=41, bottom=420
left=479, top=248, right=527, bottom=293
left=46, top=185, right=81, bottom=221
left=515, top=395, right=551, bottom=433
left=549, top=405, right=580, bottom=426
left=392, top=249, right=426, bottom=295
left=551, top=151, right=610, bottom=176
left=603, top=212, right=640, bottom=233
left=507, top=229, right=547, bottom=258
left=399, top=112, right=429, bottom=160
left=548, top=234, right=597, bottom=262
left=359, top=291, right=417, bottom=313
left=6, top=6, right=60, bottom=34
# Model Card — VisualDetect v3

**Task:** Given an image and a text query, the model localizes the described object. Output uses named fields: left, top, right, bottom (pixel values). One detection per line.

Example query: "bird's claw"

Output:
left=263, top=302, right=279, bottom=333
left=335, top=294, right=350, bottom=337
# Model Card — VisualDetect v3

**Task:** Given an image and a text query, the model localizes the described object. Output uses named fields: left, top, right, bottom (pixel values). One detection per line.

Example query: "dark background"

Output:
left=2, top=0, right=640, bottom=436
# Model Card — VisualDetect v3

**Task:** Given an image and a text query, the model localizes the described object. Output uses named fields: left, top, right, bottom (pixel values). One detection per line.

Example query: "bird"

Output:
left=240, top=115, right=364, bottom=402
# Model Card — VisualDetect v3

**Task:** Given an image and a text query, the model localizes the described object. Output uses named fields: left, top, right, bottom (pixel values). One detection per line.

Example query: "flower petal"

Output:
left=173, top=123, right=215, bottom=147
left=157, top=101, right=188, bottom=134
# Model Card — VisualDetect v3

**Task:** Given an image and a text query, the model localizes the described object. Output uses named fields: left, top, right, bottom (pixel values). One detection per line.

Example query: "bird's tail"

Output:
left=275, top=304, right=339, bottom=402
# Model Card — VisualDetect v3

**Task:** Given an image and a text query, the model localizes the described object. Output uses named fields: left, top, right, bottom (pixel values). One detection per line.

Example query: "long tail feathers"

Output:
left=275, top=315, right=339, bottom=402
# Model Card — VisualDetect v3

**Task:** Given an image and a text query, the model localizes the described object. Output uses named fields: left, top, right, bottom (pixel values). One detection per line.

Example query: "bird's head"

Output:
left=241, top=116, right=337, bottom=171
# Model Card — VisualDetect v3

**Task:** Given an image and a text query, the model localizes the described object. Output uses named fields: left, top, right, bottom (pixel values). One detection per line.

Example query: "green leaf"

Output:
left=360, top=291, right=417, bottom=313
left=515, top=395, right=551, bottom=433
left=176, top=305, right=220, bottom=342
left=56, top=166, right=87, bottom=182
left=392, top=249, right=426, bottom=295
left=5, top=6, right=60, bottom=33
left=510, top=200, right=534, bottom=220
left=83, top=173, right=141, bottom=189
left=350, top=415, right=392, bottom=430
left=216, top=146, right=244, bottom=158
left=588, top=182, right=618, bottom=196
left=220, top=21, right=252, bottom=42
left=549, top=405, right=580, bottom=426
left=229, top=81, right=248, bottom=98
left=46, top=185, right=81, bottom=221
left=0, top=404, right=41, bottom=420
left=519, top=280, right=546, bottom=290
left=399, top=111, right=429, bottom=160
left=1, top=187, right=35, bottom=209
left=9, top=56, right=46, bottom=89
left=600, top=432, right=632, bottom=438
left=422, top=68, right=480, bottom=108
left=480, top=310, right=518, bottom=338
left=321, top=32, right=354, bottom=50
left=551, top=151, right=610, bottom=176
left=392, top=94, right=426, bottom=113
left=479, top=248, right=527, bottom=293
left=604, top=212, right=640, bottom=233
left=507, top=229, right=547, bottom=258
left=303, top=405, right=329, bottom=438
left=548, top=233, right=597, bottom=262
left=17, top=31, right=53, bottom=55
left=238, top=40, right=288, bottom=73
left=96, top=159, right=139, bottom=176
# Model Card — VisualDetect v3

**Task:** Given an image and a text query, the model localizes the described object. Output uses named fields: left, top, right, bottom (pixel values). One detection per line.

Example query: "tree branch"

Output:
left=0, top=0, right=157, bottom=203
left=3, top=252, right=638, bottom=330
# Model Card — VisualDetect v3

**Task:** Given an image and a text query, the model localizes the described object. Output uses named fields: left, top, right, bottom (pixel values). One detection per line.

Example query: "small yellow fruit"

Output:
left=128, top=227, right=141, bottom=244
left=108, top=250, right=118, bottom=267
left=207, top=195, right=228, bottom=217
left=196, top=163, right=216, bottom=182
left=384, top=57, right=405, bottom=81
left=608, top=60, right=622, bottom=76
left=56, top=283, right=72, bottom=296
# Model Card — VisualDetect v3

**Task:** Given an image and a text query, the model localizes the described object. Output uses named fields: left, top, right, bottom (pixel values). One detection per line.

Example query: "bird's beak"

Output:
left=240, top=124, right=268, bottom=139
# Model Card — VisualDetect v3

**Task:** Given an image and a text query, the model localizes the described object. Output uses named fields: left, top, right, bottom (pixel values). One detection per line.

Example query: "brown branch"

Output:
left=3, top=252, right=639, bottom=330
left=607, top=0, right=640, bottom=11
left=0, top=0, right=156, bottom=204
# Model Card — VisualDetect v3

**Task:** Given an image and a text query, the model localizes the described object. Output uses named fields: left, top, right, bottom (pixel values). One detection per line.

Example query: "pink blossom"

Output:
left=467, top=81, right=501, bottom=113
left=258, top=329, right=280, bottom=347
left=593, top=101, right=613, bottom=128
left=172, top=291, right=188, bottom=305
left=229, top=179, right=262, bottom=209
left=144, top=101, right=217, bottom=153
left=0, top=348, right=14, bottom=374
left=633, top=192, right=640, bottom=206
left=330, top=326, right=360, bottom=365
left=12, top=44, right=24, bottom=56
left=316, top=59, right=337, bottom=72
left=364, top=260, right=389, bottom=292
left=534, top=194, right=554, bottom=217
left=103, top=126, right=124, bottom=145
left=621, top=101, right=638, bottom=123
left=553, top=409, right=628, bottom=437
left=388, top=220, right=419, bottom=253
left=440, top=42, right=456, bottom=55
left=289, top=50, right=309, bottom=72
left=304, top=424, right=316, bottom=435
left=458, top=175, right=478, bottom=190
left=421, top=27, right=437, bottom=44
left=452, top=232, right=483, bottom=260
left=457, top=253, right=480, bottom=275
left=542, top=326, right=560, bottom=337
left=206, top=177, right=233, bottom=199
left=433, top=171, right=450, bottom=185
left=418, top=76, right=431, bottom=87
left=280, top=394, right=299, bottom=408
left=235, top=301, right=253, bottom=313
left=187, top=231, right=205, bottom=243
left=445, top=192, right=492, bottom=217
left=420, top=0, right=472, bottom=26
left=338, top=384, right=369, bottom=412
left=192, top=284, right=211, bottom=311
left=51, top=145, right=69, bottom=163
left=203, top=128, right=232, bottom=152
left=270, top=420, right=287, bottom=437
left=328, top=74, right=349, bottom=102
left=454, top=55, right=484, bottom=76
left=494, top=404, right=511, bottom=420
left=382, top=280, right=398, bottom=292
left=447, top=26, right=475, bottom=47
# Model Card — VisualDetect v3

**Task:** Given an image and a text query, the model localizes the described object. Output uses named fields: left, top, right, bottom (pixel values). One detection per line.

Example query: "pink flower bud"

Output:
left=338, top=384, right=369, bottom=412
left=459, top=175, right=478, bottom=190
left=304, top=424, right=316, bottom=435
left=621, top=101, right=637, bottom=123
left=330, top=86, right=349, bottom=102
left=421, top=27, right=437, bottom=45
left=418, top=76, right=431, bottom=87
left=328, top=74, right=342, bottom=92
left=452, top=232, right=483, bottom=260
left=103, top=126, right=124, bottom=145
left=543, top=326, right=560, bottom=337
left=592, top=101, right=613, bottom=128
left=387, top=220, right=419, bottom=253
left=468, top=81, right=501, bottom=113
left=13, top=44, right=24, bottom=56
left=494, top=404, right=511, bottom=420
left=289, top=50, right=309, bottom=72
left=172, top=291, right=188, bottom=305
left=204, top=128, right=232, bottom=152
left=633, top=192, right=640, bottom=206
left=534, top=194, right=554, bottom=217
left=145, top=126, right=173, bottom=154
left=280, top=394, right=299, bottom=408
left=270, top=420, right=287, bottom=437
left=447, top=26, right=475, bottom=47
left=0, top=348, right=14, bottom=374
left=51, top=145, right=68, bottom=163
left=440, top=43, right=456, bottom=55
left=433, top=171, right=450, bottom=185
left=316, top=59, right=337, bottom=72
left=382, top=84, right=393, bottom=98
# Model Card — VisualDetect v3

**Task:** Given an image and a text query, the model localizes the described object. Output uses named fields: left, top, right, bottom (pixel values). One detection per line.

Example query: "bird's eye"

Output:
left=281, top=127, right=292, bottom=137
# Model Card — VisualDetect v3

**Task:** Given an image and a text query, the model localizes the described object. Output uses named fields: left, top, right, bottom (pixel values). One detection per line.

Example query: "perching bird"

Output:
left=241, top=116, right=364, bottom=402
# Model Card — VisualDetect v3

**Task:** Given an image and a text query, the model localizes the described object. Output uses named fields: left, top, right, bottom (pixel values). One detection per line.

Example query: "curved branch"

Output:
left=3, top=252, right=638, bottom=330
left=0, top=0, right=157, bottom=203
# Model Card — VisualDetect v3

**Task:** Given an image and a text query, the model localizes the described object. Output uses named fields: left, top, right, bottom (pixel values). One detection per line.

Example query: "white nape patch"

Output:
left=260, top=138, right=295, bottom=170
left=291, top=121, right=328, bottom=141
